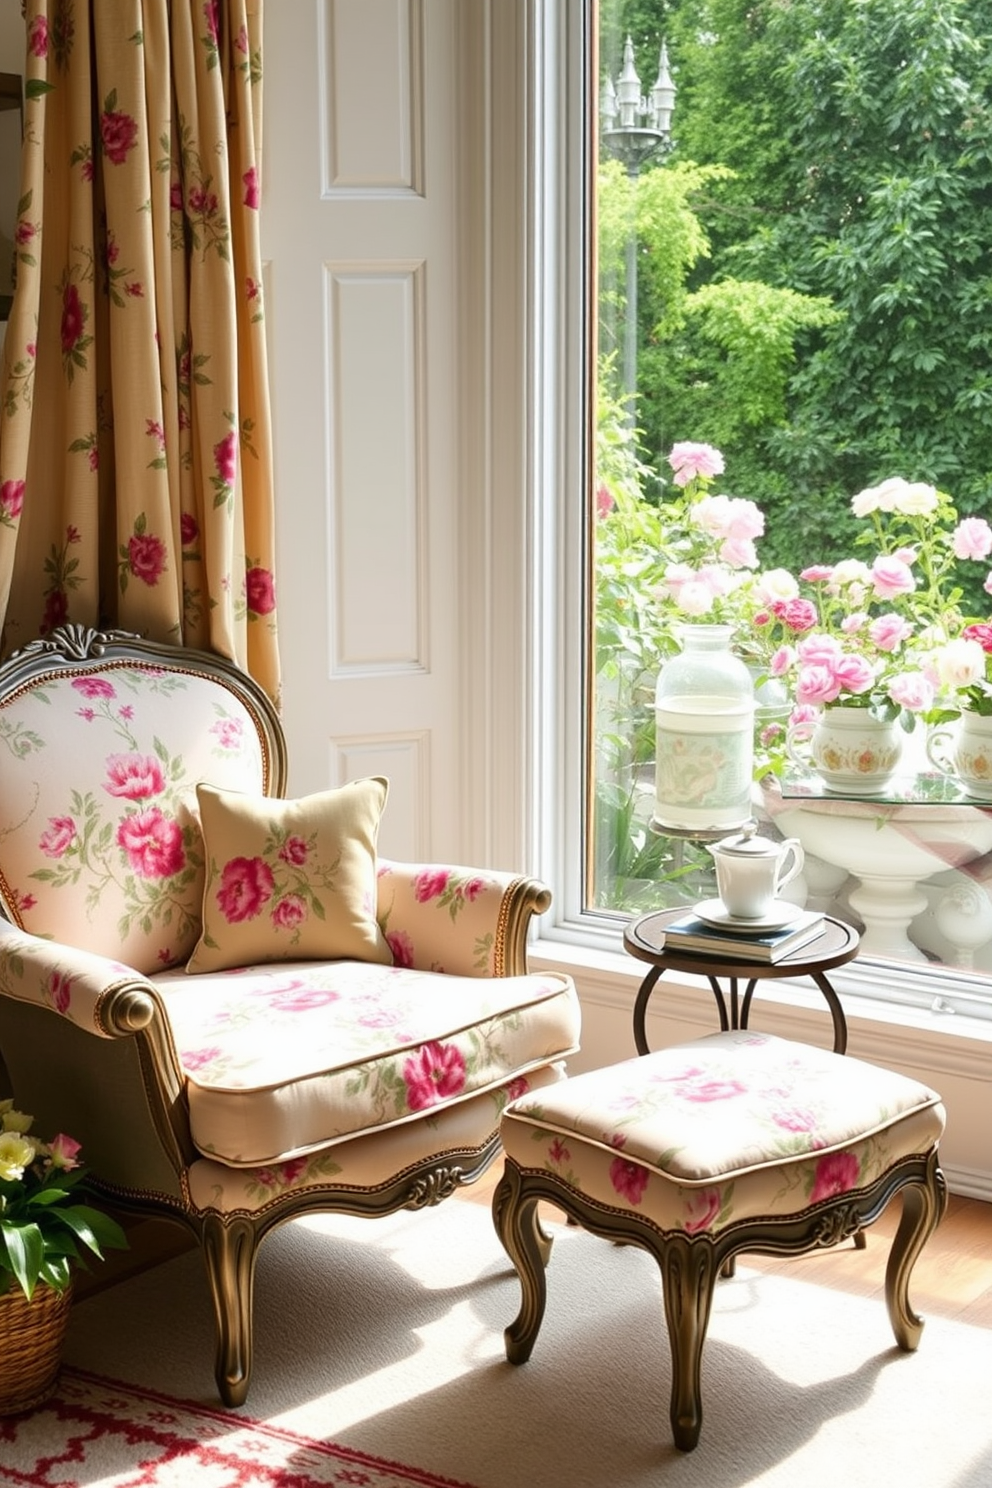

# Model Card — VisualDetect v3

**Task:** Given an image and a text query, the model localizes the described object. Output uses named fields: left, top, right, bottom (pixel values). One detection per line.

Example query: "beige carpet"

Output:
left=12, top=1198, right=991, bottom=1487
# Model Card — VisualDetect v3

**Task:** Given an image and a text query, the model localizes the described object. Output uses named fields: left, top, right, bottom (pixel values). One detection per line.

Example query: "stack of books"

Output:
left=661, top=907, right=827, bottom=963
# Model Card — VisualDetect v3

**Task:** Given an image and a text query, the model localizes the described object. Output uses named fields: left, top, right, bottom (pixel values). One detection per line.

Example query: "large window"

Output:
left=582, top=0, right=992, bottom=1014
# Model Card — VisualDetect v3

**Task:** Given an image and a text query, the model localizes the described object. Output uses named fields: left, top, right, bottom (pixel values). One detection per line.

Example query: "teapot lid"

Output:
left=711, top=822, right=777, bottom=856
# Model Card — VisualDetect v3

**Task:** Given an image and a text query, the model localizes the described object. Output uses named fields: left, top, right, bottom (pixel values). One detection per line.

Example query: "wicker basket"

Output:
left=0, top=1281, right=73, bottom=1414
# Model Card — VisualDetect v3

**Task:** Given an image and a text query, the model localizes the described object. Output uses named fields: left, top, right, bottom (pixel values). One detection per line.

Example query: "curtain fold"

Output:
left=0, top=0, right=280, bottom=706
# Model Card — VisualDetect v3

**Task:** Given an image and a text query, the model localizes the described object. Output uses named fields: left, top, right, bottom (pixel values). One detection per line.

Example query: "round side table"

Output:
left=623, top=910, right=860, bottom=1056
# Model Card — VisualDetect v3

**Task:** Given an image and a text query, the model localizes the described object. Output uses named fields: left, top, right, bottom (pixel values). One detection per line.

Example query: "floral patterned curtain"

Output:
left=0, top=0, right=280, bottom=706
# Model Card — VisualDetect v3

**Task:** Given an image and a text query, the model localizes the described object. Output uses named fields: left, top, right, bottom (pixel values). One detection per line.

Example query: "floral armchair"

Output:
left=0, top=625, right=580, bottom=1406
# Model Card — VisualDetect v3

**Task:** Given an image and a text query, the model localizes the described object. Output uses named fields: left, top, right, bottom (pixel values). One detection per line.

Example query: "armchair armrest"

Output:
left=0, top=920, right=162, bottom=1038
left=375, top=860, right=552, bottom=977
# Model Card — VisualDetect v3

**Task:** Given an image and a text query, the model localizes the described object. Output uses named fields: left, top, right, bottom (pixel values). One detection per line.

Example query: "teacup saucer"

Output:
left=694, top=898, right=802, bottom=933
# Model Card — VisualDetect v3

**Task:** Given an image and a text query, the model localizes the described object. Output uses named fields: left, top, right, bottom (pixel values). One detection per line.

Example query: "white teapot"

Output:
left=707, top=823, right=804, bottom=920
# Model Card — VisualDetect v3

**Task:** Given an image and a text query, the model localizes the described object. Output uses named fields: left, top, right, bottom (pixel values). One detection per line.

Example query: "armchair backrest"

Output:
left=0, top=626, right=286, bottom=975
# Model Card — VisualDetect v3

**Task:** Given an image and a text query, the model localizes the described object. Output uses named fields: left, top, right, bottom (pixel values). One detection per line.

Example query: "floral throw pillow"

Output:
left=186, top=778, right=393, bottom=974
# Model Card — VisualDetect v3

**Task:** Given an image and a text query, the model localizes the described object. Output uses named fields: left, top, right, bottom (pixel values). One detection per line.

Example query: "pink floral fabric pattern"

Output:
left=502, top=1030, right=945, bottom=1238
left=0, top=661, right=269, bottom=972
left=187, top=779, right=393, bottom=973
left=0, top=1, right=279, bottom=707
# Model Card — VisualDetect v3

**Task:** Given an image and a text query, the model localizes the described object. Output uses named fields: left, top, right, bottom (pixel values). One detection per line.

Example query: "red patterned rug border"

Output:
left=1, top=1366, right=480, bottom=1488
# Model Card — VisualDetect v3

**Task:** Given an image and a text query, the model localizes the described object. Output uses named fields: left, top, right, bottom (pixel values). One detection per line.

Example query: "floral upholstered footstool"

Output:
left=492, top=1029, right=946, bottom=1452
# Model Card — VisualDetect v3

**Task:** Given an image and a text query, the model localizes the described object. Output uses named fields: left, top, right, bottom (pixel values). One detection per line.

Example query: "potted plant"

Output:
left=0, top=1100, right=127, bottom=1413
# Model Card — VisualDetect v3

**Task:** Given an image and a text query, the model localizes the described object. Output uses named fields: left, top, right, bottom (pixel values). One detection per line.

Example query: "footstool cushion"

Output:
left=493, top=1030, right=947, bottom=1452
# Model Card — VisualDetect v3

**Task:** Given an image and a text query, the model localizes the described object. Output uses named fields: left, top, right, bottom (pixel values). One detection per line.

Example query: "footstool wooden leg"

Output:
left=657, top=1234, right=721, bottom=1453
left=492, top=1160, right=553, bottom=1365
left=886, top=1148, right=947, bottom=1350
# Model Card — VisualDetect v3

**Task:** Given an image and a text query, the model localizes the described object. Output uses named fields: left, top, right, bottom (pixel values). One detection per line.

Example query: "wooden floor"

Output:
left=82, top=1157, right=992, bottom=1330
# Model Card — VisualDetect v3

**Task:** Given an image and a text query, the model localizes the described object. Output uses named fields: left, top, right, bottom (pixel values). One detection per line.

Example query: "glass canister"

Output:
left=653, top=623, right=755, bottom=832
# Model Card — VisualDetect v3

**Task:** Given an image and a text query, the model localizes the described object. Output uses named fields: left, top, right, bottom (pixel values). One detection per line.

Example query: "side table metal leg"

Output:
left=809, top=971, right=848, bottom=1054
left=633, top=968, right=664, bottom=1055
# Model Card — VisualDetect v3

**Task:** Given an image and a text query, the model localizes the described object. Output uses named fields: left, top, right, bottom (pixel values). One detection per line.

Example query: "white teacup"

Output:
left=707, top=827, right=804, bottom=920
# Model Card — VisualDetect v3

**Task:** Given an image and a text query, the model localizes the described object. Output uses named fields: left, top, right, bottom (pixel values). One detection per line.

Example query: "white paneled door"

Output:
left=262, top=0, right=466, bottom=862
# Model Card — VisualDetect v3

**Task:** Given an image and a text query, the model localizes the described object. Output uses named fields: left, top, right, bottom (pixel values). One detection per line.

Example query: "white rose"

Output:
left=752, top=567, right=799, bottom=604
left=934, top=638, right=986, bottom=690
left=893, top=481, right=939, bottom=516
left=829, top=558, right=872, bottom=587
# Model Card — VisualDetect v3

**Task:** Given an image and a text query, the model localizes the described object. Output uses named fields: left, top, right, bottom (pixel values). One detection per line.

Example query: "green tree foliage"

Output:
left=599, top=0, right=992, bottom=576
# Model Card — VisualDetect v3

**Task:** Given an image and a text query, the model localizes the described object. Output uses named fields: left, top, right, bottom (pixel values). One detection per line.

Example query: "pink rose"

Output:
left=181, top=1046, right=223, bottom=1072
left=772, top=597, right=818, bottom=634
left=180, top=512, right=199, bottom=545
left=403, top=1041, right=467, bottom=1110
left=413, top=869, right=450, bottom=902
left=49, top=971, right=72, bottom=1015
left=868, top=613, right=912, bottom=652
left=61, top=283, right=85, bottom=354
left=216, top=857, right=274, bottom=922
left=48, top=1133, right=82, bottom=1170
left=40, top=817, right=77, bottom=858
left=719, top=535, right=758, bottom=569
left=100, top=109, right=139, bottom=165
left=962, top=623, right=992, bottom=655
left=795, top=663, right=843, bottom=706
left=887, top=672, right=934, bottom=712
left=28, top=15, right=48, bottom=56
left=832, top=654, right=877, bottom=694
left=270, top=985, right=339, bottom=1012
left=41, top=589, right=69, bottom=634
left=772, top=1106, right=817, bottom=1133
left=278, top=836, right=308, bottom=867
left=386, top=929, right=414, bottom=967
left=680, top=1078, right=746, bottom=1103
left=104, top=753, right=166, bottom=800
left=609, top=1153, right=649, bottom=1205
left=770, top=645, right=796, bottom=676
left=952, top=518, right=992, bottom=562
left=596, top=484, right=615, bottom=518
left=246, top=565, right=276, bottom=615
left=810, top=1150, right=860, bottom=1203
left=128, top=532, right=168, bottom=585
left=170, top=180, right=184, bottom=213
left=684, top=1186, right=721, bottom=1234
left=798, top=633, right=843, bottom=666
left=116, top=809, right=186, bottom=879
left=203, top=0, right=220, bottom=43
left=272, top=894, right=307, bottom=930
left=214, top=431, right=238, bottom=485
left=799, top=564, right=834, bottom=582
left=870, top=555, right=916, bottom=600
left=667, top=441, right=724, bottom=486
left=242, top=164, right=260, bottom=210
left=72, top=676, right=116, bottom=699
left=210, top=718, right=244, bottom=749
left=0, top=480, right=25, bottom=519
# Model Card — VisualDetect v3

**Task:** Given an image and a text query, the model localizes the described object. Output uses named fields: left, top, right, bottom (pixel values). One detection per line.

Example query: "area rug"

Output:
left=3, top=1199, right=991, bottom=1488
left=0, top=1369, right=474, bottom=1486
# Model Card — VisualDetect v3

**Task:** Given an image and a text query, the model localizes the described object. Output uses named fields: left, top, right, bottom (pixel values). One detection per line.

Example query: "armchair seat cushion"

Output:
left=154, top=960, right=580, bottom=1166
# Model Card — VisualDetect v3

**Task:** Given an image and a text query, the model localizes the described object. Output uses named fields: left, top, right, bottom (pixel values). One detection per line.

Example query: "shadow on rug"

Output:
left=12, top=1198, right=990, bottom=1488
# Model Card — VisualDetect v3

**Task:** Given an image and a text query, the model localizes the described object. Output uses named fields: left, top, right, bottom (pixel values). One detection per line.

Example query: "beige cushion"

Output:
left=501, top=1031, right=945, bottom=1236
left=187, top=778, right=392, bottom=973
left=153, top=959, right=582, bottom=1165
